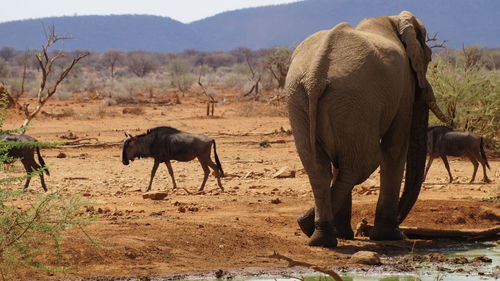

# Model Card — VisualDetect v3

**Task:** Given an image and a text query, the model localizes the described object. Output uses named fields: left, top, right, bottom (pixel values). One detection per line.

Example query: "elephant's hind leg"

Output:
left=288, top=90, right=336, bottom=247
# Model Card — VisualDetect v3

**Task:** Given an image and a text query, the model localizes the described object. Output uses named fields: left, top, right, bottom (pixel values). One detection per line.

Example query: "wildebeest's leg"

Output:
left=20, top=159, right=33, bottom=190
left=480, top=161, right=491, bottom=183
left=423, top=155, right=435, bottom=181
left=478, top=137, right=491, bottom=183
left=31, top=161, right=47, bottom=192
left=468, top=155, right=479, bottom=183
left=146, top=160, right=160, bottom=192
left=197, top=158, right=210, bottom=192
left=206, top=158, right=224, bottom=191
left=440, top=155, right=453, bottom=183
left=165, top=161, right=177, bottom=189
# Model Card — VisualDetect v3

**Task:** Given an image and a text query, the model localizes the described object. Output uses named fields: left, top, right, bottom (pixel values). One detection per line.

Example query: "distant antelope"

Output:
left=122, top=126, right=224, bottom=192
left=424, top=126, right=490, bottom=183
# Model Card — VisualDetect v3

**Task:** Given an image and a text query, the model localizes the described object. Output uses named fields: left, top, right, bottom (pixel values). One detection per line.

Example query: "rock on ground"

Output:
left=142, top=191, right=168, bottom=200
left=273, top=167, right=296, bottom=178
left=350, top=251, right=381, bottom=265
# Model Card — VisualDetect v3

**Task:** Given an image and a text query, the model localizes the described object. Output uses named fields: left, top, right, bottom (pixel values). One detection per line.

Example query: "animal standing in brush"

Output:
left=0, top=134, right=50, bottom=191
left=122, top=126, right=224, bottom=192
left=424, top=126, right=491, bottom=183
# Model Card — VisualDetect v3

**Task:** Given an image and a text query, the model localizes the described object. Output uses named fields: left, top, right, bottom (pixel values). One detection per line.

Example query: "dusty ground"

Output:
left=3, top=95, right=499, bottom=280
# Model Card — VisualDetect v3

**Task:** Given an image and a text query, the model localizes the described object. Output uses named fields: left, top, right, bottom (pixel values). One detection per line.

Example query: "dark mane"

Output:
left=136, top=126, right=181, bottom=138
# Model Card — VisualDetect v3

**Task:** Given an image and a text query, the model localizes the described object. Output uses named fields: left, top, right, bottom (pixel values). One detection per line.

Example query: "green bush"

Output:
left=429, top=48, right=499, bottom=149
left=0, top=88, right=95, bottom=278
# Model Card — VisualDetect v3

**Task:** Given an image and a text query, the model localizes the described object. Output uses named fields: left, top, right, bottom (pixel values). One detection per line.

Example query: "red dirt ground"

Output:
left=3, top=96, right=499, bottom=280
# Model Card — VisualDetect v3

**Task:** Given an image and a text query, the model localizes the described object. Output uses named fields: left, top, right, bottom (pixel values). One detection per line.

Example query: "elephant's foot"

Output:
left=370, top=225, right=405, bottom=241
left=297, top=208, right=354, bottom=240
left=297, top=207, right=315, bottom=237
left=308, top=222, right=337, bottom=248
left=335, top=226, right=354, bottom=240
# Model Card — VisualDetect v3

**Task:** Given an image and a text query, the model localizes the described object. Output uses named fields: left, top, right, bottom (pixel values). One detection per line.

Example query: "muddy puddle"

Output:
left=86, top=243, right=499, bottom=281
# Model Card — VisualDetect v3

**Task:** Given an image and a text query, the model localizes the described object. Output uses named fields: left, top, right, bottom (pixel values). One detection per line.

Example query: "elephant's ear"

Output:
left=398, top=11, right=432, bottom=89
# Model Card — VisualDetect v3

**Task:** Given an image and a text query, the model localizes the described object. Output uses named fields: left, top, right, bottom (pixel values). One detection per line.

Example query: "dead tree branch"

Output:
left=426, top=32, right=447, bottom=49
left=21, top=25, right=89, bottom=129
left=197, top=68, right=217, bottom=116
left=243, top=53, right=261, bottom=97
left=269, top=252, right=343, bottom=281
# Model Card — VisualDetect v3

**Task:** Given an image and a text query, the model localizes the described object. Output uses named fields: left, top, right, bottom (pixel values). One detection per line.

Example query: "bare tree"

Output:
left=0, top=46, right=16, bottom=61
left=126, top=52, right=158, bottom=77
left=243, top=52, right=261, bottom=97
left=19, top=26, right=89, bottom=128
left=197, top=67, right=218, bottom=116
left=169, top=58, right=195, bottom=93
left=100, top=49, right=124, bottom=79
left=262, top=47, right=292, bottom=89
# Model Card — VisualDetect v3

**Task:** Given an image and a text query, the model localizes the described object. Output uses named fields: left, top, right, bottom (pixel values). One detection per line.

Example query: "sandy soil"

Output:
left=3, top=95, right=499, bottom=280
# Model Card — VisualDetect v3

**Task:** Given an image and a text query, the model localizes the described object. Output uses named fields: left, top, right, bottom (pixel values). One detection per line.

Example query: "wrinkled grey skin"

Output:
left=286, top=11, right=450, bottom=247
left=122, top=126, right=224, bottom=192
left=1, top=134, right=50, bottom=191
left=424, top=126, right=490, bottom=183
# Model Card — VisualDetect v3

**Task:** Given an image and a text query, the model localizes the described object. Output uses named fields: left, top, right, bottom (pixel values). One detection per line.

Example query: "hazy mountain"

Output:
left=0, top=15, right=201, bottom=52
left=190, top=0, right=499, bottom=50
left=0, top=0, right=498, bottom=51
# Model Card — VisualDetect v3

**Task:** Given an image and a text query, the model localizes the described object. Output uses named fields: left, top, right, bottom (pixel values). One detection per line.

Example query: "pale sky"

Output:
left=0, top=0, right=302, bottom=24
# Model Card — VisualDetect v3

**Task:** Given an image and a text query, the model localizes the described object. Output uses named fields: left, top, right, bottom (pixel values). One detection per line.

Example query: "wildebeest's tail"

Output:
left=480, top=137, right=490, bottom=169
left=36, top=147, right=50, bottom=176
left=212, top=140, right=224, bottom=177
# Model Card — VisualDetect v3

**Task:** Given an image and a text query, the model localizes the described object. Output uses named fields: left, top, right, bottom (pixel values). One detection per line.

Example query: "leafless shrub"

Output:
left=126, top=52, right=158, bottom=77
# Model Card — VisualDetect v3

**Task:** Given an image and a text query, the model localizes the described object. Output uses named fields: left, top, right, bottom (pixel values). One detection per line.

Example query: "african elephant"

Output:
left=286, top=11, right=451, bottom=247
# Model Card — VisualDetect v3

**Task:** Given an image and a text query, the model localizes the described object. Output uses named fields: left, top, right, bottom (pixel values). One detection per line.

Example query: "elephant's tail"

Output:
left=304, top=24, right=349, bottom=159
left=480, top=137, right=490, bottom=169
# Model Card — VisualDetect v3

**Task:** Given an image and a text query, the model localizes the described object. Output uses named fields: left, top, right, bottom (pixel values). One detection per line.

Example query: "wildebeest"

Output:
left=122, top=126, right=224, bottom=192
left=0, top=134, right=50, bottom=191
left=424, top=126, right=490, bottom=183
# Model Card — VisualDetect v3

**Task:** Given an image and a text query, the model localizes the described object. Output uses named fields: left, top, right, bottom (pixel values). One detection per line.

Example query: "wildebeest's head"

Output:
left=122, top=132, right=138, bottom=165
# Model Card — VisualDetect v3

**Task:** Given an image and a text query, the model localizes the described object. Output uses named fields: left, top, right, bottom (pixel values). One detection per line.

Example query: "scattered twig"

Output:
left=63, top=138, right=99, bottom=145
left=269, top=252, right=343, bottom=281
left=360, top=225, right=500, bottom=240
left=182, top=187, right=194, bottom=195
left=60, top=141, right=122, bottom=148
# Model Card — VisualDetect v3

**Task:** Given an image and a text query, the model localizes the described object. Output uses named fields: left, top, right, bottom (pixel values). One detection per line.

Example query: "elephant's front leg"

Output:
left=371, top=130, right=408, bottom=240
left=333, top=192, right=354, bottom=239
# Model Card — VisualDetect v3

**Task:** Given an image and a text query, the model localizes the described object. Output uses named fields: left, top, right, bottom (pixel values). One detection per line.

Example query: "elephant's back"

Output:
left=286, top=22, right=408, bottom=91
left=286, top=22, right=356, bottom=92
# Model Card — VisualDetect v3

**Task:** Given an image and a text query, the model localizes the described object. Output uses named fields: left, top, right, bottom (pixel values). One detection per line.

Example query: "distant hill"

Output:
left=0, top=15, right=201, bottom=52
left=0, top=0, right=498, bottom=51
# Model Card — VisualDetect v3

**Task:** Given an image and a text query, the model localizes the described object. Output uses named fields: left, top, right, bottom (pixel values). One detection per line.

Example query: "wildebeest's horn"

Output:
left=124, top=131, right=133, bottom=138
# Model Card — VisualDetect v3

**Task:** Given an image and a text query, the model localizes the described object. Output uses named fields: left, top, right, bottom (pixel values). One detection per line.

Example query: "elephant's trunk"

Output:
left=428, top=101, right=453, bottom=127
left=398, top=87, right=429, bottom=224
left=421, top=82, right=453, bottom=127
